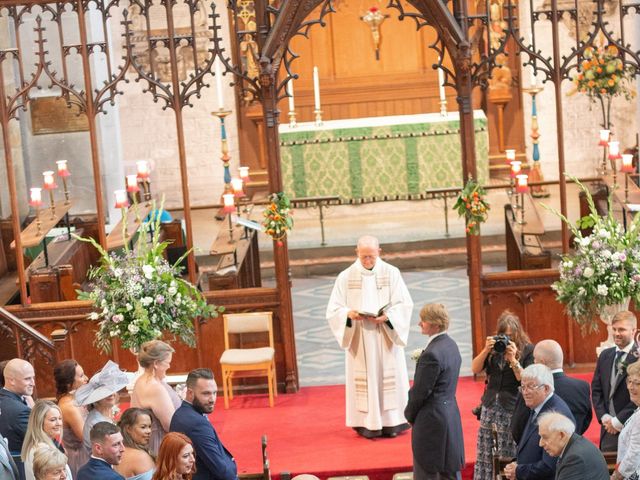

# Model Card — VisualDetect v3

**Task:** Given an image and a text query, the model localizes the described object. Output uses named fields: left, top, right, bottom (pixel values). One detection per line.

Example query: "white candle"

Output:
left=287, top=79, right=295, bottom=113
left=114, top=189, right=129, bottom=209
left=30, top=187, right=42, bottom=206
left=215, top=58, right=225, bottom=110
left=136, top=160, right=150, bottom=179
left=437, top=57, right=446, bottom=103
left=505, top=149, right=516, bottom=161
left=313, top=66, right=321, bottom=110
left=43, top=171, right=56, bottom=190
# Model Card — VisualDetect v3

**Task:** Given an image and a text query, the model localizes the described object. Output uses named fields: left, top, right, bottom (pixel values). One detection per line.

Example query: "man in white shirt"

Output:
left=326, top=235, right=413, bottom=439
left=591, top=310, right=638, bottom=451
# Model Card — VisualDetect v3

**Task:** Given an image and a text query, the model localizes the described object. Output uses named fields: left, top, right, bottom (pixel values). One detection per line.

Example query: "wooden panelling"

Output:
left=480, top=270, right=606, bottom=366
left=3, top=287, right=295, bottom=398
left=233, top=2, right=524, bottom=184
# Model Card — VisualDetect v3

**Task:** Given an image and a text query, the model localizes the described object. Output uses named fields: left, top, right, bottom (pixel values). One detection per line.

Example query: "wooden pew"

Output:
left=504, top=201, right=551, bottom=270
left=207, top=226, right=261, bottom=291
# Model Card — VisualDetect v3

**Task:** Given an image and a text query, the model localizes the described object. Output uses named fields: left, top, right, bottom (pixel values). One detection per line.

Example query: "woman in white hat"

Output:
left=75, top=360, right=129, bottom=454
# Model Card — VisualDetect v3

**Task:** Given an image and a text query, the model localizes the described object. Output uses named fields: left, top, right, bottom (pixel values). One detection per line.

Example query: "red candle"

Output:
left=29, top=187, right=43, bottom=207
left=598, top=130, right=610, bottom=147
left=136, top=160, right=150, bottom=180
left=231, top=177, right=245, bottom=198
left=126, top=174, right=140, bottom=193
left=608, top=141, right=621, bottom=160
left=621, top=154, right=634, bottom=173
left=510, top=160, right=522, bottom=178
left=239, top=166, right=251, bottom=182
left=43, top=171, right=57, bottom=190
left=56, top=160, right=70, bottom=178
left=114, top=189, right=129, bottom=209
left=505, top=149, right=516, bottom=163
left=222, top=193, right=235, bottom=213
left=516, top=174, right=529, bottom=193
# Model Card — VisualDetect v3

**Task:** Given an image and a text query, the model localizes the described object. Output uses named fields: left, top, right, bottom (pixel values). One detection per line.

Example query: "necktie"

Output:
left=615, top=350, right=625, bottom=373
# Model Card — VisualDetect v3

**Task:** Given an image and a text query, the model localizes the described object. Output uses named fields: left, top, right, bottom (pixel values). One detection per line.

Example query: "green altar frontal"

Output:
left=279, top=112, right=489, bottom=202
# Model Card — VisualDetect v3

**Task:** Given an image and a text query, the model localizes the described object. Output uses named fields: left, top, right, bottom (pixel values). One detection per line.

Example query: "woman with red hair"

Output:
left=152, top=432, right=195, bottom=480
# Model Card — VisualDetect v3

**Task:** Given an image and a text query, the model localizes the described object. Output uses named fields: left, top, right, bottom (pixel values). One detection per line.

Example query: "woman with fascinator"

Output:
left=75, top=360, right=130, bottom=454
left=21, top=400, right=72, bottom=479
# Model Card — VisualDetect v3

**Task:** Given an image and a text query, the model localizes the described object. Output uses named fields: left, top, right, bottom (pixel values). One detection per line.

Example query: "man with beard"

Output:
left=170, top=368, right=237, bottom=480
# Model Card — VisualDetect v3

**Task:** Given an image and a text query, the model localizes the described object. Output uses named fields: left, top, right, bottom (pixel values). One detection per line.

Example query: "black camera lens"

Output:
left=493, top=334, right=510, bottom=353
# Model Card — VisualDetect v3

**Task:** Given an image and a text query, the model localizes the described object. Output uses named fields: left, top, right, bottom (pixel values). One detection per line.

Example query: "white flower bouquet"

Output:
left=76, top=202, right=222, bottom=352
left=549, top=177, right=640, bottom=331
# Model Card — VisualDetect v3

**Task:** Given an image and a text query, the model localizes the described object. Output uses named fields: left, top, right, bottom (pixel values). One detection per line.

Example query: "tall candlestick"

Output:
left=438, top=57, right=446, bottom=103
left=313, top=66, right=321, bottom=111
left=215, top=58, right=225, bottom=110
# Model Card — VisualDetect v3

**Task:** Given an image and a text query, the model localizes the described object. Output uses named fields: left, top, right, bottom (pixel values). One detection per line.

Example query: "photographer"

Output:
left=471, top=310, right=533, bottom=480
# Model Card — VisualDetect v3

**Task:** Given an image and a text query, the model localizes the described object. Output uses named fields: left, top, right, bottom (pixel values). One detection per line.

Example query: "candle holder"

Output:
left=609, top=141, right=621, bottom=188
left=439, top=98, right=448, bottom=117
left=518, top=193, right=527, bottom=225
left=313, top=108, right=323, bottom=126
left=522, top=84, right=549, bottom=198
left=56, top=160, right=71, bottom=204
left=213, top=108, right=234, bottom=221
left=114, top=190, right=130, bottom=240
left=222, top=193, right=236, bottom=244
left=598, top=130, right=611, bottom=175
left=288, top=110, right=297, bottom=128
left=30, top=188, right=43, bottom=236
left=621, top=154, right=634, bottom=203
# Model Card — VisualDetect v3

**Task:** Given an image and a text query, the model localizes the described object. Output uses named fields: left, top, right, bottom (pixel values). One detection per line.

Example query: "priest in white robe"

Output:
left=326, top=235, right=414, bottom=439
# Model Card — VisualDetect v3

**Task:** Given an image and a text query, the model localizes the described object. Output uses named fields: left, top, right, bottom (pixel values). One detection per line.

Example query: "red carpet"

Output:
left=209, top=374, right=599, bottom=480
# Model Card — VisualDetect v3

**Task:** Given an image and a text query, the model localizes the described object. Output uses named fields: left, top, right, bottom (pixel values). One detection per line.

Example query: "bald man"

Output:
left=511, top=340, right=592, bottom=444
left=327, top=235, right=414, bottom=439
left=0, top=359, right=35, bottom=457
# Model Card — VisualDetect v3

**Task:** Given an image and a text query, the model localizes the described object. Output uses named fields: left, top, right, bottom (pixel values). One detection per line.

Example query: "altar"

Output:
left=279, top=111, right=489, bottom=202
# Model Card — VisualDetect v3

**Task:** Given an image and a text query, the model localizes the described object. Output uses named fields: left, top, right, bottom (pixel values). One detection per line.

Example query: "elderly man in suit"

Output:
left=537, top=411, right=609, bottom=480
left=504, top=364, right=575, bottom=480
left=171, top=368, right=237, bottom=480
left=591, top=310, right=638, bottom=451
left=405, top=303, right=464, bottom=480
left=512, top=340, right=593, bottom=443
left=77, top=422, right=125, bottom=480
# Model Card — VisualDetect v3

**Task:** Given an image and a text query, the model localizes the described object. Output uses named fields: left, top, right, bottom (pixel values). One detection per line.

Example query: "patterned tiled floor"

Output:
left=291, top=268, right=473, bottom=386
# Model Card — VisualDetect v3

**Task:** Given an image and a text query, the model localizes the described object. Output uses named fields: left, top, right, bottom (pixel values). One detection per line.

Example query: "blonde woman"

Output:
left=131, top=341, right=181, bottom=455
left=21, top=400, right=73, bottom=480
left=32, top=444, right=68, bottom=480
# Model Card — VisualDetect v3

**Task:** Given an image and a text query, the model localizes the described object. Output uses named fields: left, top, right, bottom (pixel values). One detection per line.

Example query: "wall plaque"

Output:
left=30, top=97, right=89, bottom=135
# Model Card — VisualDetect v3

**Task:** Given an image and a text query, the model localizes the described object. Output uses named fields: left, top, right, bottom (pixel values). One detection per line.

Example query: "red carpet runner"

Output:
left=210, top=374, right=599, bottom=480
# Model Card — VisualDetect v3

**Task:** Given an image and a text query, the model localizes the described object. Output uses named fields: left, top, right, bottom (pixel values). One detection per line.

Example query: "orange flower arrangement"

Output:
left=453, top=179, right=490, bottom=235
left=262, top=192, right=293, bottom=244
left=573, top=44, right=635, bottom=101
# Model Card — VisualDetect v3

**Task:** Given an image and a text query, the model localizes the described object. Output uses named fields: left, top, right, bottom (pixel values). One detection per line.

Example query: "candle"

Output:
left=29, top=187, right=42, bottom=206
left=438, top=57, right=446, bottom=103
left=599, top=129, right=610, bottom=146
left=239, top=166, right=250, bottom=182
left=313, top=66, right=321, bottom=111
left=114, top=189, right=129, bottom=209
left=516, top=174, right=529, bottom=193
left=287, top=79, right=295, bottom=113
left=136, top=160, right=150, bottom=179
left=215, top=58, right=225, bottom=110
left=505, top=149, right=516, bottom=162
left=608, top=141, right=621, bottom=159
left=231, top=177, right=245, bottom=197
left=510, top=160, right=522, bottom=178
left=222, top=192, right=235, bottom=213
left=621, top=154, right=634, bottom=173
left=56, top=160, right=70, bottom=178
left=126, top=174, right=140, bottom=192
left=42, top=171, right=57, bottom=190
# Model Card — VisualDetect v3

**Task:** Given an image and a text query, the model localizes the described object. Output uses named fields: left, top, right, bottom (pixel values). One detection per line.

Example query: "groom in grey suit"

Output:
left=0, top=436, right=19, bottom=480
left=537, top=411, right=609, bottom=480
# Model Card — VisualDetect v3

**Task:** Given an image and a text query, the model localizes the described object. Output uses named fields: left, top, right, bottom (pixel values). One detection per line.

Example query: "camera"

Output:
left=493, top=334, right=510, bottom=353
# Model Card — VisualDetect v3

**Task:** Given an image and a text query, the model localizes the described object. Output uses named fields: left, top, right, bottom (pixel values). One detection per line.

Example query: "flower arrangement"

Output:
left=453, top=178, right=490, bottom=235
left=76, top=203, right=222, bottom=352
left=548, top=177, right=640, bottom=332
left=262, top=192, right=293, bottom=244
left=572, top=44, right=636, bottom=102
left=410, top=348, right=423, bottom=362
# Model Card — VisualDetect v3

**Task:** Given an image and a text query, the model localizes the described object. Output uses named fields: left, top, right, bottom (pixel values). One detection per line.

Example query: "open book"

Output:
left=358, top=302, right=391, bottom=318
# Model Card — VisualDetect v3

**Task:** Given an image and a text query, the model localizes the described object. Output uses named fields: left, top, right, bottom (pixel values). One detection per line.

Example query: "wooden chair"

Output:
left=491, top=424, right=511, bottom=480
left=602, top=451, right=617, bottom=475
left=220, top=312, right=276, bottom=408
left=239, top=435, right=270, bottom=480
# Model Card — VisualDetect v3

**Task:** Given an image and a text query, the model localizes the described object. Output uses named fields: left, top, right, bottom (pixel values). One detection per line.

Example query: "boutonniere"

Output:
left=410, top=348, right=423, bottom=362
left=618, top=350, right=639, bottom=377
